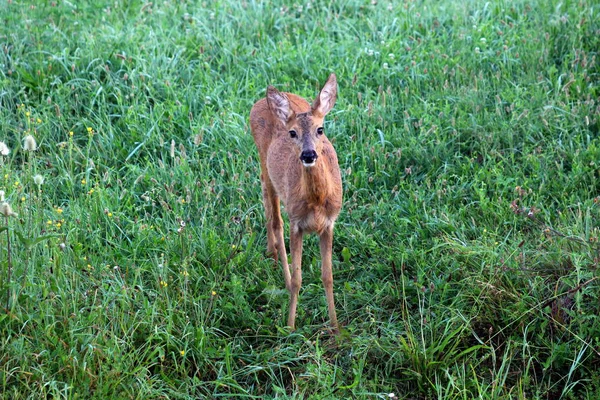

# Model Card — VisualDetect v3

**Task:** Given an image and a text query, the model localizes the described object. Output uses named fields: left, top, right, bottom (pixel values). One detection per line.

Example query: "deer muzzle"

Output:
left=300, top=150, right=318, bottom=167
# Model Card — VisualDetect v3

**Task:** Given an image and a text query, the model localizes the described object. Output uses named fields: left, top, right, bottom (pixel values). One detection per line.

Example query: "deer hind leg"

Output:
left=261, top=172, right=291, bottom=291
left=319, top=226, right=339, bottom=333
left=260, top=174, right=277, bottom=257
left=287, top=226, right=303, bottom=330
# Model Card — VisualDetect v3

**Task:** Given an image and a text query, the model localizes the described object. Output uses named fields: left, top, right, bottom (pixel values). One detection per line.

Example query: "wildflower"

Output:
left=33, top=174, right=44, bottom=186
left=87, top=127, right=93, bottom=134
left=181, top=270, right=189, bottom=277
left=0, top=191, right=4, bottom=201
left=211, top=290, right=217, bottom=296
left=0, top=142, right=9, bottom=156
left=59, top=243, right=66, bottom=251
left=36, top=118, right=42, bottom=124
left=47, top=220, right=52, bottom=225
left=160, top=280, right=168, bottom=288
left=81, top=179, right=86, bottom=185
left=180, top=350, right=185, bottom=356
left=69, top=131, right=74, bottom=137
left=23, top=135, right=37, bottom=151
left=56, top=207, right=63, bottom=214
left=0, top=202, right=18, bottom=217
left=383, top=62, right=389, bottom=69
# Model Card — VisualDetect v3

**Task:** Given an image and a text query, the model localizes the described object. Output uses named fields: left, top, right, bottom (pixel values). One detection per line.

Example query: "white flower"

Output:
left=0, top=141, right=9, bottom=156
left=0, top=190, right=4, bottom=201
left=0, top=202, right=18, bottom=217
left=23, top=135, right=37, bottom=151
left=383, top=63, right=389, bottom=69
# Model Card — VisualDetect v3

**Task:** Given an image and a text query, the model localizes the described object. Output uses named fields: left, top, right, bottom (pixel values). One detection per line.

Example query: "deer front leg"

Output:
left=287, top=226, right=304, bottom=330
left=319, top=225, right=339, bottom=333
left=261, top=175, right=291, bottom=291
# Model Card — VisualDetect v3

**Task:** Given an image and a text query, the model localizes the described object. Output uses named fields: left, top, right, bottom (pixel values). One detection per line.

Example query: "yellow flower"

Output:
left=160, top=280, right=168, bottom=288
left=21, top=196, right=25, bottom=202
left=14, top=181, right=20, bottom=187
left=211, top=290, right=217, bottom=296
left=25, top=111, right=31, bottom=117
left=47, top=220, right=52, bottom=225
left=69, top=131, right=74, bottom=137
left=36, top=118, right=42, bottom=124
left=56, top=207, right=63, bottom=214
left=181, top=270, right=189, bottom=277
left=81, top=179, right=86, bottom=185
left=107, top=212, right=113, bottom=217
left=56, top=222, right=62, bottom=228
left=180, top=350, right=185, bottom=356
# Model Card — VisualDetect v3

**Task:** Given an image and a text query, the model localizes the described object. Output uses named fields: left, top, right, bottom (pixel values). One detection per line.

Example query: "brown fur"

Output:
left=249, top=74, right=342, bottom=332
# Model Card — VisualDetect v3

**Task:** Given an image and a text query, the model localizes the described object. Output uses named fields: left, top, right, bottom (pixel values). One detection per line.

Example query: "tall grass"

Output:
left=0, top=0, right=599, bottom=398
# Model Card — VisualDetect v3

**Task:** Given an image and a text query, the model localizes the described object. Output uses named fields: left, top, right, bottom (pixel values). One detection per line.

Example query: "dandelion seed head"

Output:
left=33, top=174, right=44, bottom=185
left=0, top=142, right=10, bottom=156
left=0, top=202, right=18, bottom=217
left=23, top=135, right=37, bottom=151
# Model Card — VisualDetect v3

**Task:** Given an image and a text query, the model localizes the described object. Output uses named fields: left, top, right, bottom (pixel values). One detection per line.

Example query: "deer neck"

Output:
left=301, top=160, right=329, bottom=207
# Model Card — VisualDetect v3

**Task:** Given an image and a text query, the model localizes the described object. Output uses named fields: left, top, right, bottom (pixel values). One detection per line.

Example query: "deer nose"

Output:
left=300, top=150, right=318, bottom=164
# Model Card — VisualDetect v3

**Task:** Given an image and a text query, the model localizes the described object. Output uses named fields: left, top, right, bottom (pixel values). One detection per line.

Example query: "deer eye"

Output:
left=289, top=130, right=297, bottom=138
left=317, top=127, right=324, bottom=135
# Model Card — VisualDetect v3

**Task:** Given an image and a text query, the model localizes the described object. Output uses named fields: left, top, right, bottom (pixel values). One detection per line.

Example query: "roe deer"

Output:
left=249, top=73, right=342, bottom=333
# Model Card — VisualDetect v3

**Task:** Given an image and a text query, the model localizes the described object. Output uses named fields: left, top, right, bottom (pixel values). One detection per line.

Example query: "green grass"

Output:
left=0, top=0, right=599, bottom=398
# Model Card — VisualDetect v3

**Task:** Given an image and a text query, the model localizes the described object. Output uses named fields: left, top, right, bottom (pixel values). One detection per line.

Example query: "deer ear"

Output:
left=267, top=86, right=292, bottom=123
left=312, top=73, right=337, bottom=117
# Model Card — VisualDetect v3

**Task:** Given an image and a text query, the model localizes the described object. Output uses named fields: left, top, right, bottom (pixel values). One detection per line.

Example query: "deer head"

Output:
left=267, top=73, right=337, bottom=167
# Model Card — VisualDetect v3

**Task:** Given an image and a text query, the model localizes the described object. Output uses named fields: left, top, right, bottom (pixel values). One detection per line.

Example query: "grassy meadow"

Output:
left=1, top=0, right=599, bottom=398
